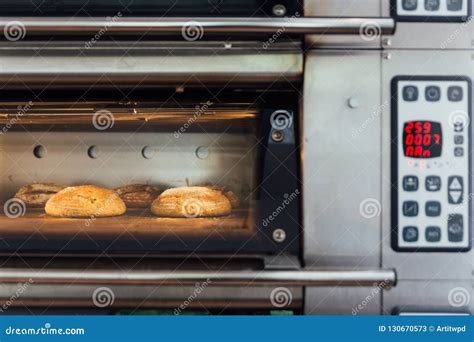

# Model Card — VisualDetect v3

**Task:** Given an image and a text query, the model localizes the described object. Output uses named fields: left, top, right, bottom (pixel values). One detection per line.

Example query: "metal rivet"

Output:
left=196, top=146, right=210, bottom=160
left=272, top=4, right=287, bottom=16
left=383, top=38, right=391, bottom=46
left=271, top=130, right=284, bottom=142
left=87, top=145, right=99, bottom=159
left=347, top=97, right=360, bottom=109
left=33, top=145, right=45, bottom=159
left=273, top=229, right=286, bottom=243
left=383, top=52, right=392, bottom=60
left=141, top=146, right=155, bottom=159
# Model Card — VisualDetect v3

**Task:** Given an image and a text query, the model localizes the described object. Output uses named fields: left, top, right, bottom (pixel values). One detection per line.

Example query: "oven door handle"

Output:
left=0, top=17, right=395, bottom=36
left=0, top=268, right=396, bottom=287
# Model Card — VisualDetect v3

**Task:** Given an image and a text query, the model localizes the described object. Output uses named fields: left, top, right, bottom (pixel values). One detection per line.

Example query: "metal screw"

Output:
left=383, top=52, right=392, bottom=60
left=272, top=4, right=287, bottom=16
left=383, top=38, right=391, bottom=47
left=196, top=146, right=210, bottom=160
left=271, top=130, right=284, bottom=142
left=347, top=97, right=360, bottom=109
left=273, top=229, right=286, bottom=243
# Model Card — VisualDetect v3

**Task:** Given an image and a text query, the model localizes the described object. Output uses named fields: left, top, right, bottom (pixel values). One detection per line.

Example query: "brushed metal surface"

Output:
left=0, top=17, right=395, bottom=35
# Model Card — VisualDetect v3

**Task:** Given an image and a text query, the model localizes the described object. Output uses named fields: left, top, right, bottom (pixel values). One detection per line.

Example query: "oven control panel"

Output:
left=392, top=0, right=471, bottom=22
left=391, top=76, right=471, bottom=252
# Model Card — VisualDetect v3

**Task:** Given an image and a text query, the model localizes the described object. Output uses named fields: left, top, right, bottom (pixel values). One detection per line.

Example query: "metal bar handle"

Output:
left=0, top=17, right=395, bottom=36
left=0, top=269, right=396, bottom=287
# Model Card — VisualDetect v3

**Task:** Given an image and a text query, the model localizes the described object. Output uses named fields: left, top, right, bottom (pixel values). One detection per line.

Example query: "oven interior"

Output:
left=0, top=88, right=301, bottom=256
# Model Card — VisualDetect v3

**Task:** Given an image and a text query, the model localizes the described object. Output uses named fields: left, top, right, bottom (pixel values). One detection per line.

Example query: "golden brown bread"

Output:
left=204, top=185, right=240, bottom=209
left=114, top=184, right=161, bottom=208
left=151, top=186, right=232, bottom=218
left=45, top=185, right=126, bottom=218
left=14, top=183, right=65, bottom=207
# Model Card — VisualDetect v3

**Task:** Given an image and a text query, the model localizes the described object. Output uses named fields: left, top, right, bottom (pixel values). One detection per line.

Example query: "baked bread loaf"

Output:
left=151, top=186, right=232, bottom=218
left=114, top=184, right=161, bottom=208
left=14, top=183, right=65, bottom=207
left=45, top=185, right=126, bottom=218
left=204, top=185, right=240, bottom=209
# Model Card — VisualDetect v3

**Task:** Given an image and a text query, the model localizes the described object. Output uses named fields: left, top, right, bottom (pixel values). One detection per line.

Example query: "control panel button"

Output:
left=424, top=0, right=440, bottom=11
left=425, top=176, right=441, bottom=192
left=448, top=214, right=464, bottom=242
left=454, top=135, right=464, bottom=145
left=448, top=176, right=464, bottom=204
left=454, top=147, right=464, bottom=157
left=453, top=119, right=465, bottom=132
left=425, top=85, right=441, bottom=101
left=403, top=175, right=419, bottom=191
left=425, top=226, right=441, bottom=242
left=403, top=201, right=419, bottom=217
left=403, top=86, right=418, bottom=101
left=448, top=86, right=463, bottom=101
left=447, top=0, right=463, bottom=11
left=425, top=201, right=441, bottom=217
left=402, top=0, right=418, bottom=10
left=403, top=226, right=419, bottom=242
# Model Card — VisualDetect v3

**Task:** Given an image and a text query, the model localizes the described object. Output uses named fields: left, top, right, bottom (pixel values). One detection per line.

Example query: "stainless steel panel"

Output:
left=305, top=0, right=385, bottom=48
left=305, top=286, right=384, bottom=315
left=0, top=283, right=303, bottom=310
left=0, top=17, right=395, bottom=36
left=381, top=0, right=474, bottom=50
left=384, top=280, right=473, bottom=315
left=0, top=42, right=303, bottom=87
left=381, top=50, right=473, bottom=280
left=303, top=50, right=383, bottom=268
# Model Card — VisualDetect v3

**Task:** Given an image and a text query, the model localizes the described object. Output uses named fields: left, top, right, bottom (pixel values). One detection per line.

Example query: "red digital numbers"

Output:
left=403, top=121, right=442, bottom=159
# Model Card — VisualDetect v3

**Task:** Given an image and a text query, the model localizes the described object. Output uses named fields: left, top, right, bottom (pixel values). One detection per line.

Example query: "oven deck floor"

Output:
left=0, top=209, right=254, bottom=239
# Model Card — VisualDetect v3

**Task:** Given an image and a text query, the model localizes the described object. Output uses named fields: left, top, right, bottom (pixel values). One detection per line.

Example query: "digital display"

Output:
left=403, top=121, right=442, bottom=158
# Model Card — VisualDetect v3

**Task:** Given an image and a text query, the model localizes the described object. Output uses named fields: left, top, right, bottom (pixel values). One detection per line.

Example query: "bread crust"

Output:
left=14, top=183, right=65, bottom=207
left=45, top=185, right=126, bottom=218
left=151, top=186, right=232, bottom=218
left=114, top=184, right=161, bottom=208
left=204, top=185, right=240, bottom=209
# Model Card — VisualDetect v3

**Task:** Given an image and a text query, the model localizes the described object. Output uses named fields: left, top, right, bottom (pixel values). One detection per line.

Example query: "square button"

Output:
left=448, top=86, right=463, bottom=101
left=454, top=147, right=464, bottom=157
left=402, top=0, right=418, bottom=10
left=454, top=135, right=464, bottom=145
left=425, top=176, right=441, bottom=192
left=403, top=201, right=419, bottom=217
left=425, top=0, right=440, bottom=11
left=403, top=226, right=419, bottom=242
left=447, top=0, right=463, bottom=11
left=403, top=86, right=418, bottom=102
left=425, top=201, right=441, bottom=217
left=425, top=86, right=441, bottom=101
left=425, top=226, right=441, bottom=242
left=403, top=175, right=419, bottom=191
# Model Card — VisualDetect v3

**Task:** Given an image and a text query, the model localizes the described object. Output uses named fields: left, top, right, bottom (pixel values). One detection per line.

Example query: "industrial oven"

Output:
left=0, top=0, right=471, bottom=316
